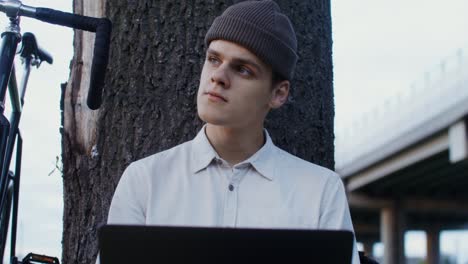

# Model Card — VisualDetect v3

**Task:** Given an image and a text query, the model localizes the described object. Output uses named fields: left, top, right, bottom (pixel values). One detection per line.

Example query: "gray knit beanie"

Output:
left=205, top=0, right=298, bottom=80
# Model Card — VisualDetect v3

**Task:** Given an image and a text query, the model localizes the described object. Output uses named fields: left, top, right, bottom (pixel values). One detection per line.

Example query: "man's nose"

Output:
left=211, top=64, right=230, bottom=89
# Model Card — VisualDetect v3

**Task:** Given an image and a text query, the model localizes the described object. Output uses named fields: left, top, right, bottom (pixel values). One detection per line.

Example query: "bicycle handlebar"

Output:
left=0, top=1, right=112, bottom=110
left=34, top=8, right=112, bottom=110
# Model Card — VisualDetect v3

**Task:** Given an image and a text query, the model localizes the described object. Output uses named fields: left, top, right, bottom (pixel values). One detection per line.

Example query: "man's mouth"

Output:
left=206, top=92, right=227, bottom=102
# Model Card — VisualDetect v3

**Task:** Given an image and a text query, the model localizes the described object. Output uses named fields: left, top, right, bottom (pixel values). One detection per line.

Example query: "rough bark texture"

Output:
left=62, top=1, right=334, bottom=263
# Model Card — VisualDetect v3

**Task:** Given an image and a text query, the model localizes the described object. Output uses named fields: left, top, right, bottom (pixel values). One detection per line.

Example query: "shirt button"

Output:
left=228, top=184, right=234, bottom=191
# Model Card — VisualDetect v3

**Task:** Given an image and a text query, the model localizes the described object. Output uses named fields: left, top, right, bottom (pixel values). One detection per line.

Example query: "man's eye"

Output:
left=238, top=66, right=252, bottom=76
left=207, top=56, right=220, bottom=64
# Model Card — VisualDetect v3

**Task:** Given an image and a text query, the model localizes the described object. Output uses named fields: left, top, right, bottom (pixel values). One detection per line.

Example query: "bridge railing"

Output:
left=335, top=48, right=468, bottom=170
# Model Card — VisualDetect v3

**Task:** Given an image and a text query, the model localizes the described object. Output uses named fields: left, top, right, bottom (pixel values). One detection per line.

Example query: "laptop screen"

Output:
left=98, top=224, right=353, bottom=264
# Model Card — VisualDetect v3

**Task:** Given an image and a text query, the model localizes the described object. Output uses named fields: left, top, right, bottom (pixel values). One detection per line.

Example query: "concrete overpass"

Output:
left=335, top=49, right=468, bottom=264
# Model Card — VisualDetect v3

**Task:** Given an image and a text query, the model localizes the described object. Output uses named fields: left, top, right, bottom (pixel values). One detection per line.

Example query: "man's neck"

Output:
left=205, top=123, right=265, bottom=166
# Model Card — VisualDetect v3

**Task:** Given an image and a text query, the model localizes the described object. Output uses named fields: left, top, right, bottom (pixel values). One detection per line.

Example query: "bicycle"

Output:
left=0, top=1, right=112, bottom=263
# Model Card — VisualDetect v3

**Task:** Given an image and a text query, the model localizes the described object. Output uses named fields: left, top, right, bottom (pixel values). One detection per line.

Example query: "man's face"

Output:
left=197, top=40, right=288, bottom=129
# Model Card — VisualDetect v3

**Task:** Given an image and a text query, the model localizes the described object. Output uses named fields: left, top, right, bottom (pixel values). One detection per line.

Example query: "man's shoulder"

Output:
left=131, top=140, right=193, bottom=168
left=272, top=145, right=340, bottom=182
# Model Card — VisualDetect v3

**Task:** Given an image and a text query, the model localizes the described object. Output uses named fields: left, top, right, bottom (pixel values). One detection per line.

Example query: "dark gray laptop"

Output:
left=98, top=224, right=354, bottom=264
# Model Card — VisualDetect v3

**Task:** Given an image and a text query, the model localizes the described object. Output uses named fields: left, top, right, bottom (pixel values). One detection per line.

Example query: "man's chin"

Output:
left=198, top=112, right=229, bottom=126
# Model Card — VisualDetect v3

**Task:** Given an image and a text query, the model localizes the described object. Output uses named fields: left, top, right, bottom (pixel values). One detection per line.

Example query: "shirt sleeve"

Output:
left=107, top=162, right=148, bottom=225
left=319, top=172, right=361, bottom=264
left=96, top=164, right=148, bottom=264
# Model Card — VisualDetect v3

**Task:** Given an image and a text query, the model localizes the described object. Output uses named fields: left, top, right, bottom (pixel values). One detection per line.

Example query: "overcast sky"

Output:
left=1, top=0, right=467, bottom=262
left=332, top=0, right=468, bottom=119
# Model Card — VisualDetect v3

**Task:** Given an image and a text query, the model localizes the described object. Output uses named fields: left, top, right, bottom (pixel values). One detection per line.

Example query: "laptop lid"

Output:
left=98, top=224, right=354, bottom=264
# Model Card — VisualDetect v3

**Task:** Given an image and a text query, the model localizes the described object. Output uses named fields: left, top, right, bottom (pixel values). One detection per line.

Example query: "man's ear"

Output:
left=269, top=80, right=290, bottom=109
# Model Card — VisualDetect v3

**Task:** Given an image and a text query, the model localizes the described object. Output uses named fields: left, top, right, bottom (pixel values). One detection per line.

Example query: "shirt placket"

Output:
left=222, top=166, right=244, bottom=227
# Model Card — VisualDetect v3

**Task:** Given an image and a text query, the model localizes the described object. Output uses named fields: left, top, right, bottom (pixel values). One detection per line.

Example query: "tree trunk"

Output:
left=62, top=0, right=334, bottom=263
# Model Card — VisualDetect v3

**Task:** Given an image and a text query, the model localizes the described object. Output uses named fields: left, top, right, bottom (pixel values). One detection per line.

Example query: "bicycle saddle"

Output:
left=18, top=32, right=53, bottom=65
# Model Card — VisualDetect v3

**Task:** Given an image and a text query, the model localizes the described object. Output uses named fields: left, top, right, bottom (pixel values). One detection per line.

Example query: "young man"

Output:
left=107, top=1, right=360, bottom=263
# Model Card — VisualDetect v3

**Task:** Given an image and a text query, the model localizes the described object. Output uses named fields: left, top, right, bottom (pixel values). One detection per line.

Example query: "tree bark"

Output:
left=62, top=0, right=334, bottom=263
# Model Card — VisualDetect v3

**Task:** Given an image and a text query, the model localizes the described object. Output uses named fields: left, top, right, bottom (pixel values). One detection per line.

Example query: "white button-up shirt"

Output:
left=108, top=127, right=360, bottom=263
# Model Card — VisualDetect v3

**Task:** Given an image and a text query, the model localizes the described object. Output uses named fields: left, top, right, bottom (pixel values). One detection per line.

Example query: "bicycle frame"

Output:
left=0, top=15, right=22, bottom=263
left=0, top=1, right=111, bottom=262
left=1, top=26, right=52, bottom=264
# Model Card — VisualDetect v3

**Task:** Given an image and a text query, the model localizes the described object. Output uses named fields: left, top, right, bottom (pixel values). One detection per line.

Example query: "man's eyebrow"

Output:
left=231, top=57, right=262, bottom=73
left=206, top=48, right=263, bottom=73
left=206, top=48, right=220, bottom=56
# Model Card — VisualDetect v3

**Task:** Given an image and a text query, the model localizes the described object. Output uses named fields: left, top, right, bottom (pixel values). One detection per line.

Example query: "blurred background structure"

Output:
left=332, top=1, right=468, bottom=263
left=336, top=49, right=468, bottom=264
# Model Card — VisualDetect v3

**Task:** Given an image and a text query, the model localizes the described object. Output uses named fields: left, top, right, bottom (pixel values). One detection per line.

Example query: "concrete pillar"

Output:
left=426, top=228, right=440, bottom=264
left=449, top=120, right=468, bottom=163
left=381, top=204, right=406, bottom=264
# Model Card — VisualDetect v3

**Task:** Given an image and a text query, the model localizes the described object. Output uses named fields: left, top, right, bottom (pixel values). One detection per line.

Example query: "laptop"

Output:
left=98, top=224, right=354, bottom=264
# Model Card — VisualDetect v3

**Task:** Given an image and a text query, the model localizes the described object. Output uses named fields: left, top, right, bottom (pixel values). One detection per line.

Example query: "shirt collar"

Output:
left=191, top=125, right=219, bottom=174
left=244, top=130, right=276, bottom=181
left=190, top=125, right=277, bottom=181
